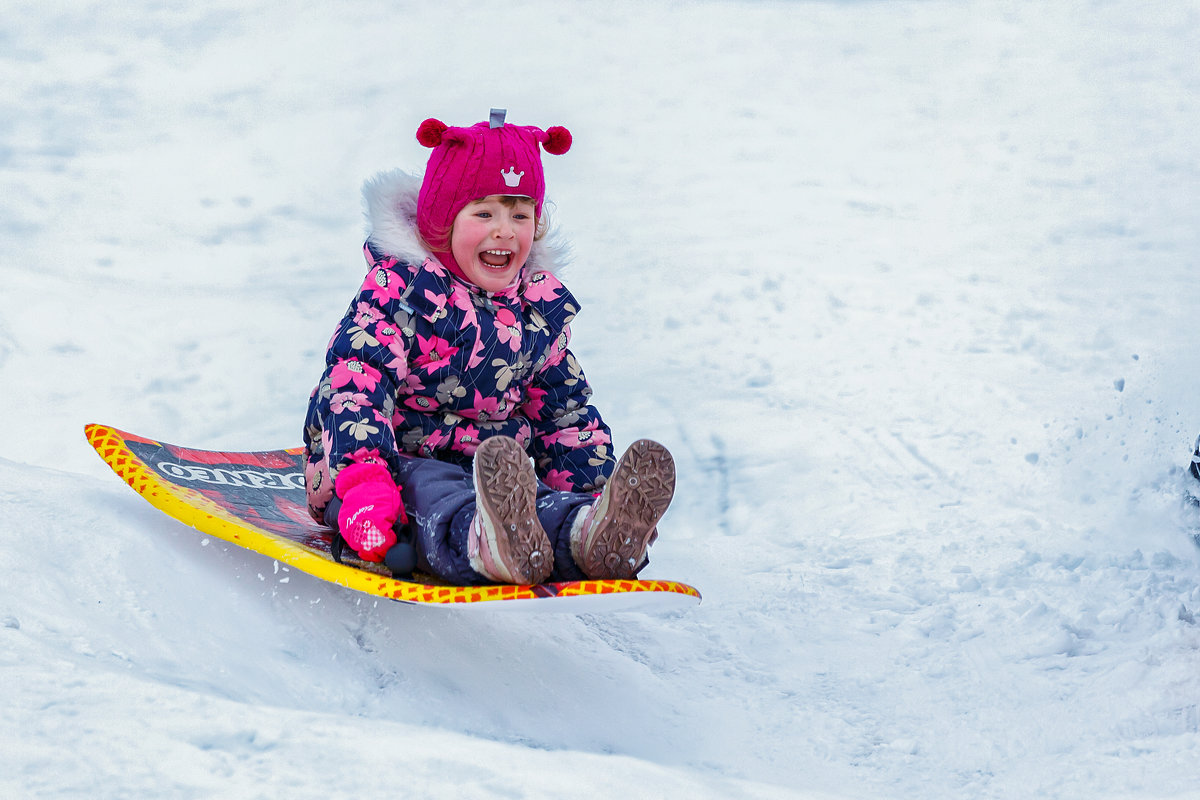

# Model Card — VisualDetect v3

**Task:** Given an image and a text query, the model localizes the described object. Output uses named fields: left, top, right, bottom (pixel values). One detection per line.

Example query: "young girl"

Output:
left=302, top=110, right=676, bottom=585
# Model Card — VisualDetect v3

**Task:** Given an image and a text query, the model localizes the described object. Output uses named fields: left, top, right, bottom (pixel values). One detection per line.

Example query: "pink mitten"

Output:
left=335, top=462, right=406, bottom=562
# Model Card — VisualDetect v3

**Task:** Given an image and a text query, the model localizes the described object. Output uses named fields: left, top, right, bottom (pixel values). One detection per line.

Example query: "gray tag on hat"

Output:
left=489, top=108, right=506, bottom=129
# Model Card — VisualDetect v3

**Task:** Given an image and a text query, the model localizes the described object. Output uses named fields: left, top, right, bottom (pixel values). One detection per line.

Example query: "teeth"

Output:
left=479, top=249, right=514, bottom=270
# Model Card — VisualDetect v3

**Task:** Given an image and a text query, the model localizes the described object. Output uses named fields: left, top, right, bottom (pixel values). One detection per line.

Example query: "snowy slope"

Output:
left=2, top=1, right=1200, bottom=797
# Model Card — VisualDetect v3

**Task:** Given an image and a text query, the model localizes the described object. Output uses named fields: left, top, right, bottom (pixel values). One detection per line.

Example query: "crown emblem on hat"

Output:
left=501, top=167, right=524, bottom=188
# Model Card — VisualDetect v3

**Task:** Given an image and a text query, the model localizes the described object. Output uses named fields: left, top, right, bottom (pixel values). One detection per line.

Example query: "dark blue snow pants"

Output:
left=361, top=456, right=594, bottom=585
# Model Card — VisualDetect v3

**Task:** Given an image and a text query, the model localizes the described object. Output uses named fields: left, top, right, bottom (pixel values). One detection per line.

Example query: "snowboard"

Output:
left=84, top=424, right=701, bottom=612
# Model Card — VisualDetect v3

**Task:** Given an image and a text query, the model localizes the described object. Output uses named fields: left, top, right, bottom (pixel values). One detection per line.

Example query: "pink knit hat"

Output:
left=415, top=109, right=572, bottom=274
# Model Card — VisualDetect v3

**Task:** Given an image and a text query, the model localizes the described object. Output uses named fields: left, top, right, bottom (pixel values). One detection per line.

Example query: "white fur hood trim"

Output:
left=361, top=169, right=569, bottom=276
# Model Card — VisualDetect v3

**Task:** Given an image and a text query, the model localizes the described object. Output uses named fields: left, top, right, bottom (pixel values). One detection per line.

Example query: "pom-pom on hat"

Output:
left=415, top=108, right=571, bottom=262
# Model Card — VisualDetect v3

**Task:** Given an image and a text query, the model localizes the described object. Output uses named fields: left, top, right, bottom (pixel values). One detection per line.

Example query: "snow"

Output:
left=2, top=0, right=1200, bottom=797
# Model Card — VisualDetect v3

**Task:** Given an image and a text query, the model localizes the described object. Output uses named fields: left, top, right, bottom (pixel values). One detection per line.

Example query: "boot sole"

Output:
left=472, top=436, right=553, bottom=584
left=576, top=440, right=675, bottom=579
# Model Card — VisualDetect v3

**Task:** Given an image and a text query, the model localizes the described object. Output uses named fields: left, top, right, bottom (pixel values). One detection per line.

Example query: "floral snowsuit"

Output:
left=303, top=171, right=616, bottom=582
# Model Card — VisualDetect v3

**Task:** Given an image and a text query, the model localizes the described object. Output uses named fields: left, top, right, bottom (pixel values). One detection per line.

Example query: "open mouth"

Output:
left=479, top=249, right=514, bottom=269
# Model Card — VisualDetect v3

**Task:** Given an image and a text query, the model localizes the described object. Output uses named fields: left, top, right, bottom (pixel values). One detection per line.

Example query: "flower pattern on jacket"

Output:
left=304, top=243, right=615, bottom=495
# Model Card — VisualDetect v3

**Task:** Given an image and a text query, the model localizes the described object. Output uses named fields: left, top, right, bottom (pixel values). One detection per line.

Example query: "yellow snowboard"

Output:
left=85, top=424, right=700, bottom=612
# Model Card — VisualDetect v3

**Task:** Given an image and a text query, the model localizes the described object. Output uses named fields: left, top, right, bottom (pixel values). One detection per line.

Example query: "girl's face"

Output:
left=449, top=195, right=536, bottom=293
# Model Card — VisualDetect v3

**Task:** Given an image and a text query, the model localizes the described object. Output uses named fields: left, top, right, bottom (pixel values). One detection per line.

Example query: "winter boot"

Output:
left=1190, top=433, right=1200, bottom=484
left=1186, top=432, right=1200, bottom=508
left=570, top=439, right=676, bottom=580
left=468, top=435, right=553, bottom=584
